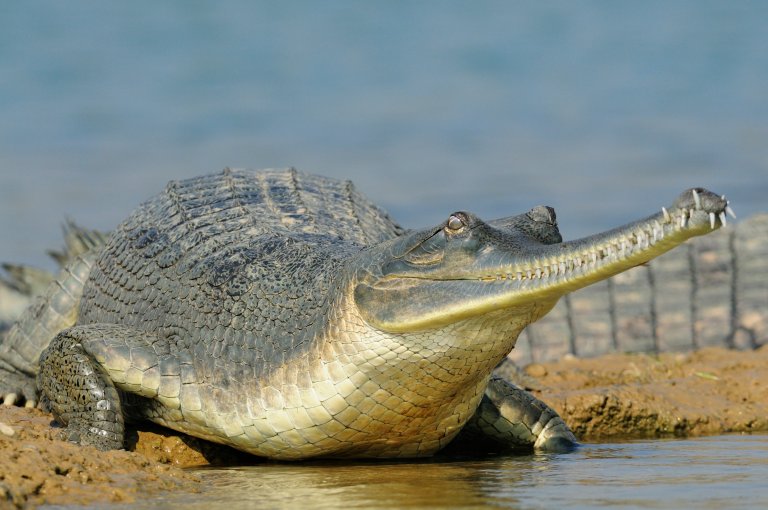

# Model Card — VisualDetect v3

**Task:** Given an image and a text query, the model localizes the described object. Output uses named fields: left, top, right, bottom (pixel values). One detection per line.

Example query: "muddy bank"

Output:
left=2, top=345, right=767, bottom=508
left=530, top=345, right=768, bottom=439
left=0, top=406, right=198, bottom=509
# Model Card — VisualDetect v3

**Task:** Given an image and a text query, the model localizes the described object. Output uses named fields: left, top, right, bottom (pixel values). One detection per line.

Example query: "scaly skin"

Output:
left=0, top=253, right=95, bottom=407
left=0, top=220, right=108, bottom=353
left=4, top=168, right=731, bottom=459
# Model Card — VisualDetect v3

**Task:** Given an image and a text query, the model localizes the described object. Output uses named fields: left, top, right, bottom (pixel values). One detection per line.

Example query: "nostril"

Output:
left=527, top=205, right=557, bottom=225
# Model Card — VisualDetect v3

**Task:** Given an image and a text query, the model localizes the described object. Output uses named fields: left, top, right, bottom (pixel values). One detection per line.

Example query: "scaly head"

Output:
left=355, top=188, right=734, bottom=333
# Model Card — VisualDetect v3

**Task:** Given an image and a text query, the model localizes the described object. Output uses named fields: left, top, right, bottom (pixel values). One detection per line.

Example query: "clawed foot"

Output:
left=0, top=368, right=37, bottom=407
left=533, top=423, right=579, bottom=453
left=51, top=421, right=125, bottom=451
left=1, top=392, right=37, bottom=408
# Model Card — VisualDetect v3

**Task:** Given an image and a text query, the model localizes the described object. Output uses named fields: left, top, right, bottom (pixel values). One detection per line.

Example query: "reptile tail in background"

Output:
left=0, top=221, right=107, bottom=407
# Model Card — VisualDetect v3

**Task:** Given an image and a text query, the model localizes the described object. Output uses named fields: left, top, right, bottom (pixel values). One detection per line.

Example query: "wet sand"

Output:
left=2, top=345, right=767, bottom=508
left=531, top=345, right=768, bottom=439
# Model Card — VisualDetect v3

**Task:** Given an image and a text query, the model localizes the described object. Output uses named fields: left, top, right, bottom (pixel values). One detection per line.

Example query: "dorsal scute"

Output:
left=81, top=169, right=403, bottom=375
left=153, top=168, right=403, bottom=247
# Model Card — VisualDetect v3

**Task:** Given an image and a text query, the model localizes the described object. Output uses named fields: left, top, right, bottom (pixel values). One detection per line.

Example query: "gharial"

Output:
left=0, top=168, right=734, bottom=459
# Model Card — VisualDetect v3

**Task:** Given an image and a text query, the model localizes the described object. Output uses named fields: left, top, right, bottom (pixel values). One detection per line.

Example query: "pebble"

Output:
left=525, top=363, right=548, bottom=378
left=0, top=421, right=15, bottom=437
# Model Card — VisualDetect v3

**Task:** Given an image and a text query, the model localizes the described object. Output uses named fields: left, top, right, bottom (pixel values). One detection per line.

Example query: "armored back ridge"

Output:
left=80, top=169, right=401, bottom=376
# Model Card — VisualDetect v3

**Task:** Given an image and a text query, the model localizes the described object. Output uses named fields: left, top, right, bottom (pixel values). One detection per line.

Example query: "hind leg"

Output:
left=37, top=327, right=125, bottom=450
left=451, top=376, right=577, bottom=453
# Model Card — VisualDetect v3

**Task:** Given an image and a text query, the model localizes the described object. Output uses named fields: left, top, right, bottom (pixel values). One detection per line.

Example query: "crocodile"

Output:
left=3, top=215, right=764, bottom=364
left=0, top=168, right=732, bottom=460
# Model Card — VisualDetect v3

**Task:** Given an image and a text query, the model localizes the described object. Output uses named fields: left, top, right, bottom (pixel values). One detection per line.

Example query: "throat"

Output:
left=358, top=308, right=535, bottom=399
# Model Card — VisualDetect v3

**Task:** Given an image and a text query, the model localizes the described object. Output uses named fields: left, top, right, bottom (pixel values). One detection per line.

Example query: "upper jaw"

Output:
left=355, top=188, right=733, bottom=333
left=468, top=188, right=733, bottom=286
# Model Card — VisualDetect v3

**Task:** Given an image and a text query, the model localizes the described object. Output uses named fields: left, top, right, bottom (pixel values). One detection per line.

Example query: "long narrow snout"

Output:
left=490, top=188, right=734, bottom=299
left=355, top=188, right=734, bottom=333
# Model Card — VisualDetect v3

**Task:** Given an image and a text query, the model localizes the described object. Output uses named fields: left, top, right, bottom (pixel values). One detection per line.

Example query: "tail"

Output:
left=1, top=251, right=98, bottom=377
left=0, top=220, right=108, bottom=387
left=0, top=220, right=108, bottom=330
left=46, top=218, right=109, bottom=267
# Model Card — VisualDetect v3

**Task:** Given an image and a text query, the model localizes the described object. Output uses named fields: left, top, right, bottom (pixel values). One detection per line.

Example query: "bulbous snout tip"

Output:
left=668, top=188, right=736, bottom=229
left=673, top=188, right=725, bottom=213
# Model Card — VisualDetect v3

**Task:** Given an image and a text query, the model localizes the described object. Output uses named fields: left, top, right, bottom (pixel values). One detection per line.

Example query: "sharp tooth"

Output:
left=535, top=268, right=542, bottom=279
left=680, top=213, right=687, bottom=228
left=552, top=264, right=559, bottom=276
left=691, top=189, right=701, bottom=209
left=719, top=211, right=727, bottom=227
left=710, top=212, right=716, bottom=229
left=591, top=252, right=598, bottom=264
left=516, top=271, right=523, bottom=280
left=527, top=269, right=533, bottom=279
left=542, top=267, right=550, bottom=278
left=559, top=262, right=566, bottom=274
left=726, top=206, right=737, bottom=219
left=662, top=207, right=671, bottom=222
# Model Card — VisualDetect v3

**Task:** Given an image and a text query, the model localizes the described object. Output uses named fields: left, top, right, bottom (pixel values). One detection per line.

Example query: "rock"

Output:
left=524, top=363, right=548, bottom=378
left=0, top=421, right=14, bottom=437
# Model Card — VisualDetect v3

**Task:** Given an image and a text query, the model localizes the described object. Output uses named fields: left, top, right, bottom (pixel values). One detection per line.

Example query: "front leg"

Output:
left=449, top=376, right=577, bottom=454
left=37, top=327, right=126, bottom=449
left=37, top=323, right=173, bottom=450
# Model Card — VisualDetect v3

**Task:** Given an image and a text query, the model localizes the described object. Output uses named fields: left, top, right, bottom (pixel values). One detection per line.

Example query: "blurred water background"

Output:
left=1, top=0, right=766, bottom=270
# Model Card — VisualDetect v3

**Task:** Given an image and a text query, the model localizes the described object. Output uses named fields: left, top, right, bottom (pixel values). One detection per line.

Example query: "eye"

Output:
left=446, top=214, right=465, bottom=231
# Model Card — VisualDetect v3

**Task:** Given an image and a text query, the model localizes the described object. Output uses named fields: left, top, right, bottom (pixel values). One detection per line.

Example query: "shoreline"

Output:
left=2, top=345, right=767, bottom=507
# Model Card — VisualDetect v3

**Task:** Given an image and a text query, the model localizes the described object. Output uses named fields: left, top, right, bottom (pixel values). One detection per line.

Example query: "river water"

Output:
left=1, top=1, right=767, bottom=270
left=44, top=434, right=768, bottom=510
